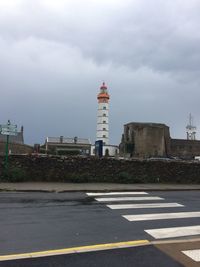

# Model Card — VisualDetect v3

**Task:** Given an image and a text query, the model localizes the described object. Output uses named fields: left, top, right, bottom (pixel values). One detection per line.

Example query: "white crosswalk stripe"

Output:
left=87, top=192, right=148, bottom=196
left=123, top=211, right=200, bottom=221
left=145, top=225, right=200, bottom=239
left=107, top=203, right=184, bottom=210
left=182, top=249, right=200, bottom=262
left=95, top=196, right=164, bottom=202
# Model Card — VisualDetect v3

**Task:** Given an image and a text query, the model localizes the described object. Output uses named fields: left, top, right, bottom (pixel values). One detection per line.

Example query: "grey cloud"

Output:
left=1, top=0, right=200, bottom=77
left=0, top=0, right=200, bottom=145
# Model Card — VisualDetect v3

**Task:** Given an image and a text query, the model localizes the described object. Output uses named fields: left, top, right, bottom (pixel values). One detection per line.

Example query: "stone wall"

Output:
left=0, top=142, right=33, bottom=155
left=1, top=155, right=200, bottom=183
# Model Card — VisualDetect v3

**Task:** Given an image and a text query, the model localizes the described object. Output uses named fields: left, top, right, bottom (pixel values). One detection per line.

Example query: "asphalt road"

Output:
left=0, top=246, right=184, bottom=267
left=0, top=190, right=200, bottom=266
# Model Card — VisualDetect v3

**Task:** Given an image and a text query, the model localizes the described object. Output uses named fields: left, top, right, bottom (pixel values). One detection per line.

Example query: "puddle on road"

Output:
left=0, top=194, right=98, bottom=207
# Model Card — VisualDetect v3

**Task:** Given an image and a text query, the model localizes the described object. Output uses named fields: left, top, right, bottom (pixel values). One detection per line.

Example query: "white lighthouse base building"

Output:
left=91, top=144, right=119, bottom=157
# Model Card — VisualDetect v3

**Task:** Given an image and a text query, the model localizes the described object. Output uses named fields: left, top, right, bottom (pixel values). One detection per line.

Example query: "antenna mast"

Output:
left=186, top=113, right=196, bottom=140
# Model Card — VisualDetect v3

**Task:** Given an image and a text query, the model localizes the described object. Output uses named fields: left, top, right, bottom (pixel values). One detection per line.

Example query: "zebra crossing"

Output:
left=145, top=225, right=200, bottom=239
left=95, top=196, right=163, bottom=202
left=107, top=203, right=184, bottom=209
left=123, top=211, right=200, bottom=221
left=86, top=191, right=200, bottom=263
left=87, top=191, right=200, bottom=239
left=182, top=248, right=200, bottom=262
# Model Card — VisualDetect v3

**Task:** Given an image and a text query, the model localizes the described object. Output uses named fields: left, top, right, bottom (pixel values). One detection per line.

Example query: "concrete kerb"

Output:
left=0, top=183, right=200, bottom=193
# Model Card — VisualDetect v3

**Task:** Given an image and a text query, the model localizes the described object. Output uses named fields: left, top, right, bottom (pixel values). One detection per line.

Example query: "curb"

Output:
left=0, top=240, right=149, bottom=261
left=0, top=188, right=200, bottom=193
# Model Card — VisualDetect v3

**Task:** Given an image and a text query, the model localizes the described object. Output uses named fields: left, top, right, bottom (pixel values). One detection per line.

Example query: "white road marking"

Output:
left=107, top=203, right=184, bottom=210
left=95, top=197, right=164, bottom=202
left=145, top=225, right=200, bottom=239
left=86, top=192, right=148, bottom=196
left=123, top=211, right=200, bottom=221
left=182, top=249, right=200, bottom=262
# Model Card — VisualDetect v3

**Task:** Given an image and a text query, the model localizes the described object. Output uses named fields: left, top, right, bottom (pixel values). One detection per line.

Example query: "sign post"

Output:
left=5, top=135, right=9, bottom=169
left=0, top=120, right=17, bottom=170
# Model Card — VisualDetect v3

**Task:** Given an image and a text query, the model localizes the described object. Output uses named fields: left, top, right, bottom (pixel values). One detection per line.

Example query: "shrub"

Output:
left=0, top=167, right=27, bottom=182
left=63, top=173, right=91, bottom=183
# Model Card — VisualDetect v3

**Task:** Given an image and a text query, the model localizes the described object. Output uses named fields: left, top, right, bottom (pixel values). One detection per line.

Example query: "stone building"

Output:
left=170, top=139, right=200, bottom=159
left=0, top=126, right=33, bottom=155
left=0, top=126, right=24, bottom=144
left=120, top=122, right=200, bottom=159
left=120, top=122, right=171, bottom=158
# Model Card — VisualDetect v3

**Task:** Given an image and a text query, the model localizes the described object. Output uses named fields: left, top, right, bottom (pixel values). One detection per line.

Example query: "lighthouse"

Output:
left=96, top=82, right=110, bottom=145
left=91, top=82, right=118, bottom=157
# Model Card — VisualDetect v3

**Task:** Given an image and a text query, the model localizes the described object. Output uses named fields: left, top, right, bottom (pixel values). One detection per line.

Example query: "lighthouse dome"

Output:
left=100, top=82, right=107, bottom=90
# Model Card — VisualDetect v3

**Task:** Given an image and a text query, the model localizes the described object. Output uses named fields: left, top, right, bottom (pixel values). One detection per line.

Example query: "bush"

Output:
left=63, top=173, right=92, bottom=183
left=57, top=150, right=80, bottom=156
left=0, top=167, right=27, bottom=182
left=116, top=172, right=144, bottom=183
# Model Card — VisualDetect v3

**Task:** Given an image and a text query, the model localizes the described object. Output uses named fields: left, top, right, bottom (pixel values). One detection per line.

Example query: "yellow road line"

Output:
left=0, top=240, right=149, bottom=261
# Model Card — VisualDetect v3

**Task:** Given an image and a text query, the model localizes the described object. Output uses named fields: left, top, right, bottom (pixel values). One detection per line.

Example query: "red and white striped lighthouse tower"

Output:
left=96, top=82, right=110, bottom=145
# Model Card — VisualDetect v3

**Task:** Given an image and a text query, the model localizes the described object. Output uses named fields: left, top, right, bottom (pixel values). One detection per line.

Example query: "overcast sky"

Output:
left=1, top=0, right=200, bottom=145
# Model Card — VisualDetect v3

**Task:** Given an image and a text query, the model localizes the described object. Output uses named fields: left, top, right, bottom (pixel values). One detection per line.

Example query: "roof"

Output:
left=125, top=122, right=169, bottom=128
left=46, top=137, right=91, bottom=145
left=100, top=82, right=107, bottom=90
